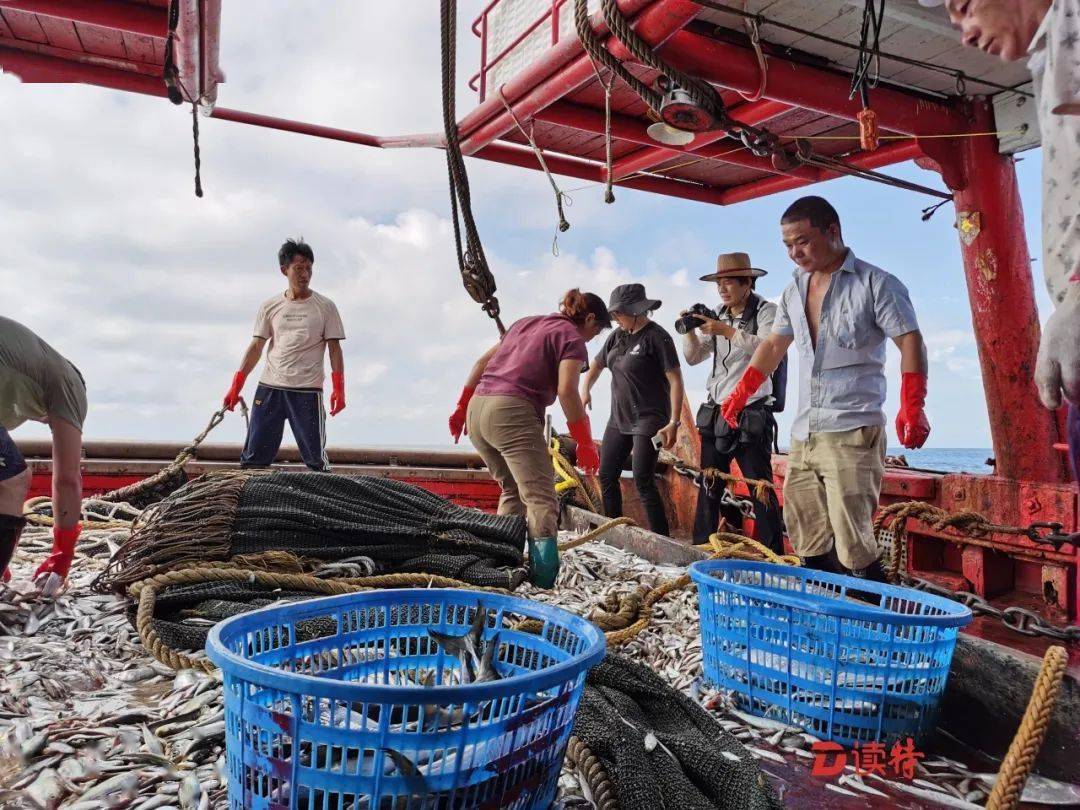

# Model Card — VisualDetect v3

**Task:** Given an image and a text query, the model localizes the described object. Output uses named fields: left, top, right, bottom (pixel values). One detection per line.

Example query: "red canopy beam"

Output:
left=608, top=98, right=794, bottom=180
left=209, top=107, right=445, bottom=149
left=0, top=0, right=165, bottom=38
left=533, top=99, right=814, bottom=179
left=719, top=139, right=925, bottom=204
left=654, top=30, right=968, bottom=137
left=0, top=35, right=164, bottom=76
left=0, top=44, right=165, bottom=95
left=472, top=141, right=729, bottom=206
left=458, top=0, right=703, bottom=156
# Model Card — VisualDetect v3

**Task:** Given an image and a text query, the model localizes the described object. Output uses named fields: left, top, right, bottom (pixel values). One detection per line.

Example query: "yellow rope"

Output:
left=987, top=645, right=1069, bottom=810
left=559, top=517, right=636, bottom=552
left=550, top=435, right=599, bottom=512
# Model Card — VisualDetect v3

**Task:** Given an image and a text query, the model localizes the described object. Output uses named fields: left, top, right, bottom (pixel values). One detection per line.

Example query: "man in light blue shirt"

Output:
left=721, top=197, right=930, bottom=582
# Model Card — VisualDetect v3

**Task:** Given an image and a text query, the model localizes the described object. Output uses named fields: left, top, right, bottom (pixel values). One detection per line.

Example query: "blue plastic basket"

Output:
left=690, top=560, right=972, bottom=746
left=205, top=588, right=606, bottom=809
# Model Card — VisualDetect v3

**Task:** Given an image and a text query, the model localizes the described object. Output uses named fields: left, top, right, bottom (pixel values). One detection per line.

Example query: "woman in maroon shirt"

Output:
left=448, top=289, right=611, bottom=587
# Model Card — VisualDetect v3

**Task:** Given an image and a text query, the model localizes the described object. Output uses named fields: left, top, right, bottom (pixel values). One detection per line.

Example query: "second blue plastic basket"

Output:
left=205, top=588, right=606, bottom=809
left=690, top=560, right=972, bottom=746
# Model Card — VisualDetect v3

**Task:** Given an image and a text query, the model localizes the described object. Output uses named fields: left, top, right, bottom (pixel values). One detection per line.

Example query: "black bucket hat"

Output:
left=608, top=283, right=661, bottom=317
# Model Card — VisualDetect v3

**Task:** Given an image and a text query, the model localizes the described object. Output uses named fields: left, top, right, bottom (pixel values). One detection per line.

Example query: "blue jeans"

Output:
left=240, top=384, right=329, bottom=471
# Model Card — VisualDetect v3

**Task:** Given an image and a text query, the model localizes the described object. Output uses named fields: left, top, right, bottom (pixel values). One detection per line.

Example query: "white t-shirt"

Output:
left=253, top=291, right=345, bottom=389
left=1028, top=0, right=1080, bottom=305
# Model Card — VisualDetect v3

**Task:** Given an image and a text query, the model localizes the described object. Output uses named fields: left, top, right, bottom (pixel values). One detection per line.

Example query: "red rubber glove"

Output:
left=223, top=371, right=247, bottom=411
left=33, top=523, right=81, bottom=594
left=329, top=371, right=346, bottom=416
left=568, top=416, right=600, bottom=474
left=896, top=371, right=930, bottom=449
left=448, top=386, right=475, bottom=444
left=720, top=366, right=767, bottom=429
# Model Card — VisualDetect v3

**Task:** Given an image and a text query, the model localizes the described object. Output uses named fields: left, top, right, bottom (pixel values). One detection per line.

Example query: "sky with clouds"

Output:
left=0, top=2, right=1051, bottom=453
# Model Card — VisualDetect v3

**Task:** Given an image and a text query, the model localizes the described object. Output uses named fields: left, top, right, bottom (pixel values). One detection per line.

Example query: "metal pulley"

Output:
left=656, top=75, right=715, bottom=133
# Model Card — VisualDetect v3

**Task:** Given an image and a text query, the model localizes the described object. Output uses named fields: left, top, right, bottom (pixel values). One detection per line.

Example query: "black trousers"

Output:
left=598, top=424, right=670, bottom=536
left=693, top=428, right=783, bottom=552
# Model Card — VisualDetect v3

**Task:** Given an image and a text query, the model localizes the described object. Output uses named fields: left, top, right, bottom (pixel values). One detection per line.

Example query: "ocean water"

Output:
left=769, top=447, right=996, bottom=474
left=885, top=448, right=996, bottom=474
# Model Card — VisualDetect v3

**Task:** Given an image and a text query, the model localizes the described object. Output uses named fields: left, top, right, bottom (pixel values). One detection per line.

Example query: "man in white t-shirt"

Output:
left=943, top=0, right=1080, bottom=483
left=223, top=238, right=347, bottom=470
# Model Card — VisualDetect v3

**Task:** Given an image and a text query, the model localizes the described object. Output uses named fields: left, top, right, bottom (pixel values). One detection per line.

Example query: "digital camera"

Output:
left=674, top=303, right=717, bottom=335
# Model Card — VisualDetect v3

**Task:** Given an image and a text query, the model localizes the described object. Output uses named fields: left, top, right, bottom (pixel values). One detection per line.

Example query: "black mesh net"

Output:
left=109, top=472, right=530, bottom=652
left=573, top=654, right=782, bottom=810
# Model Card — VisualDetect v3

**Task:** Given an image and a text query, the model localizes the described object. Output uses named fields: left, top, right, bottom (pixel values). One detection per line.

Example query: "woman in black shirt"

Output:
left=581, top=284, right=684, bottom=535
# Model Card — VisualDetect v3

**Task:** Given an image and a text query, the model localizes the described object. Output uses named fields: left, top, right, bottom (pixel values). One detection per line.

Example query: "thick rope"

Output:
left=559, top=517, right=636, bottom=552
left=874, top=500, right=1042, bottom=583
left=657, top=448, right=777, bottom=502
left=441, top=0, right=504, bottom=334
left=23, top=496, right=138, bottom=530
left=566, top=735, right=619, bottom=810
left=514, top=524, right=798, bottom=644
left=986, top=645, right=1069, bottom=810
left=551, top=436, right=600, bottom=513
left=599, top=0, right=727, bottom=126
left=573, top=0, right=662, bottom=114
left=130, top=566, right=497, bottom=672
left=100, top=402, right=246, bottom=505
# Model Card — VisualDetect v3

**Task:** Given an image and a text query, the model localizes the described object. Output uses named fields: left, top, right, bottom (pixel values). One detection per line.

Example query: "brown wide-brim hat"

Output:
left=699, top=251, right=768, bottom=282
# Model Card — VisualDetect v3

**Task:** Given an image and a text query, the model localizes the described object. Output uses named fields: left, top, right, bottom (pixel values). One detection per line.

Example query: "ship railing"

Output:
left=471, top=0, right=593, bottom=101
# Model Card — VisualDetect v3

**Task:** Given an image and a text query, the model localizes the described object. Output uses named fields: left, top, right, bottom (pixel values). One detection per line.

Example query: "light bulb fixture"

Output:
left=646, top=122, right=695, bottom=146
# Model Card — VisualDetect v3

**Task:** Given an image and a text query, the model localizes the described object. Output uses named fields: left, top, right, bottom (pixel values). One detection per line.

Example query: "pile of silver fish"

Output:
left=4, top=522, right=1079, bottom=809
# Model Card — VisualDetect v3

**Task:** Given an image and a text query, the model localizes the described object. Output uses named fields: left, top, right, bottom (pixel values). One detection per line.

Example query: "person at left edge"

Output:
left=449, top=289, right=611, bottom=588
left=222, top=238, right=346, bottom=471
left=0, top=316, right=87, bottom=597
left=580, top=283, right=684, bottom=536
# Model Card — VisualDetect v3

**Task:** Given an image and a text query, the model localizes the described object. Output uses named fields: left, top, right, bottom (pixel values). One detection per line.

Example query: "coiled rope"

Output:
left=130, top=565, right=500, bottom=673
left=566, top=735, right=619, bottom=810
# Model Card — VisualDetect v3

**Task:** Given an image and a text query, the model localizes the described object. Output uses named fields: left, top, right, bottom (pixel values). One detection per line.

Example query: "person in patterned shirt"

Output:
left=943, top=0, right=1080, bottom=482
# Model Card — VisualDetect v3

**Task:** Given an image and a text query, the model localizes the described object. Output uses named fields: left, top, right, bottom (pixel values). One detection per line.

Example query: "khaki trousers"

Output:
left=466, top=395, right=558, bottom=539
left=782, top=425, right=885, bottom=570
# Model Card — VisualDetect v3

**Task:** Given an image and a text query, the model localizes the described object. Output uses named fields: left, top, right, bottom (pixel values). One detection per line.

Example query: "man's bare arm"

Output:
left=892, top=330, right=928, bottom=375
left=748, top=332, right=795, bottom=376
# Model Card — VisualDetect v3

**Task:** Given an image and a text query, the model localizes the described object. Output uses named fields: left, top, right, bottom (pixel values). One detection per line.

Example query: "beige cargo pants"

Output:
left=466, top=395, right=558, bottom=539
left=782, top=425, right=885, bottom=570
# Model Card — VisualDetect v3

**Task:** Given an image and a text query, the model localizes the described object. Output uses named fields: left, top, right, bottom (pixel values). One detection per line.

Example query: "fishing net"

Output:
left=573, top=653, right=781, bottom=810
left=94, top=471, right=529, bottom=650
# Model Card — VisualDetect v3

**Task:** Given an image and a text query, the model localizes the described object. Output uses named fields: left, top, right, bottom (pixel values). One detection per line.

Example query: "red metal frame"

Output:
left=609, top=98, right=791, bottom=180
left=0, top=0, right=165, bottom=38
left=532, top=99, right=806, bottom=180
left=458, top=0, right=702, bottom=157
left=653, top=29, right=967, bottom=137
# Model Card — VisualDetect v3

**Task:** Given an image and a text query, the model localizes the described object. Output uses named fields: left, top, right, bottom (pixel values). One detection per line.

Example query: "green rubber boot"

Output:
left=528, top=536, right=560, bottom=589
